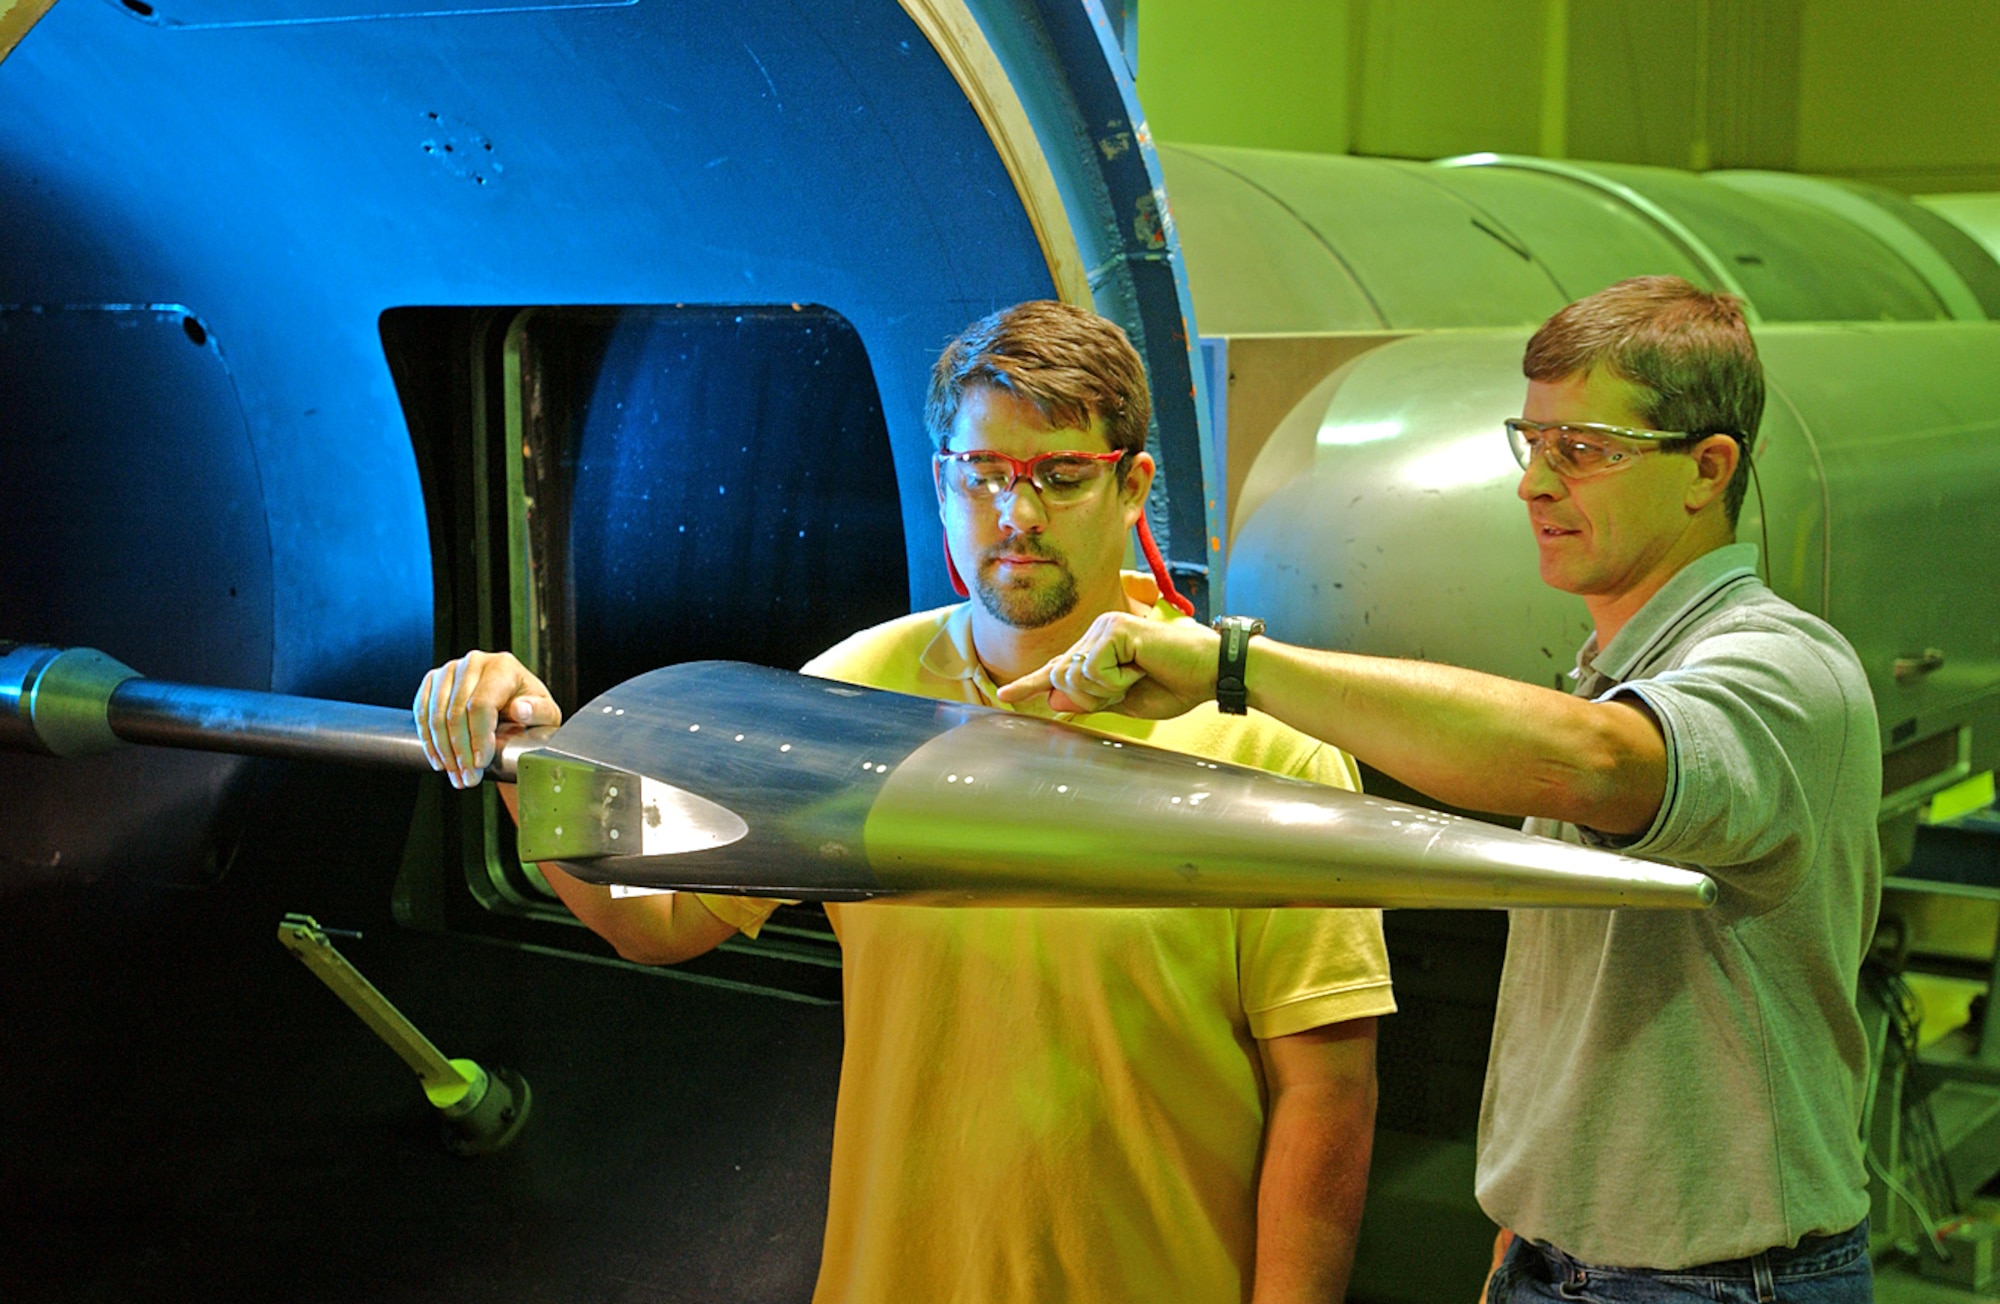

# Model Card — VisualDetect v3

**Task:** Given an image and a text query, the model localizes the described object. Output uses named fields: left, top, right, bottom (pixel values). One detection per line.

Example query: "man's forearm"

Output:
left=1246, top=641, right=1664, bottom=834
left=998, top=613, right=1666, bottom=834
left=1253, top=1076, right=1374, bottom=1304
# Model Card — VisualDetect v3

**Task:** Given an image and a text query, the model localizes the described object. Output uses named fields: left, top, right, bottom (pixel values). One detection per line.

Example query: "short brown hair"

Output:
left=1524, top=275, right=1763, bottom=522
left=925, top=301, right=1152, bottom=460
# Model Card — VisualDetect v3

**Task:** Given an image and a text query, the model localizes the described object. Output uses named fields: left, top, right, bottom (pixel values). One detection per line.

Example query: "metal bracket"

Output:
left=1896, top=648, right=1948, bottom=684
left=514, top=750, right=748, bottom=862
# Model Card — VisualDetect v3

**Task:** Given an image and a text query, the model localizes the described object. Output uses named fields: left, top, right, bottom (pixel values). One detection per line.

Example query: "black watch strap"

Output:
left=1210, top=615, right=1265, bottom=715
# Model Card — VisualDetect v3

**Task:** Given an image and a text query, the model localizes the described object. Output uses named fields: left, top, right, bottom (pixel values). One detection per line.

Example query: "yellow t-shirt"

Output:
left=701, top=576, right=1394, bottom=1304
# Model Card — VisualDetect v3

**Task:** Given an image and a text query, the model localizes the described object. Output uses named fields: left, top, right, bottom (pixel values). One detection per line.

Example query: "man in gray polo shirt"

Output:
left=1000, top=275, right=1880, bottom=1301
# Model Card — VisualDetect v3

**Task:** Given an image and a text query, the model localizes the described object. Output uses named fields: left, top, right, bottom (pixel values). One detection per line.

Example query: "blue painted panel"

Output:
left=0, top=0, right=1051, bottom=689
left=95, top=0, right=627, bottom=27
left=0, top=305, right=273, bottom=881
left=0, top=0, right=1058, bottom=874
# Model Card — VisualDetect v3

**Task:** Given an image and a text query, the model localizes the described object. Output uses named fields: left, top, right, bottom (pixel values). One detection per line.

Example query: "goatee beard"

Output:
left=974, top=544, right=1078, bottom=629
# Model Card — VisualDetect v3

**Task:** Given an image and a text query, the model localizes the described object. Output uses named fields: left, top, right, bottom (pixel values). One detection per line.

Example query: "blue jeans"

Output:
left=1484, top=1221, right=1871, bottom=1303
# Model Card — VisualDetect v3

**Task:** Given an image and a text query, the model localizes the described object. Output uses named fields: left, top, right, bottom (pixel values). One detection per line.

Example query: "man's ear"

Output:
left=1686, top=435, right=1740, bottom=513
left=1120, top=451, right=1157, bottom=521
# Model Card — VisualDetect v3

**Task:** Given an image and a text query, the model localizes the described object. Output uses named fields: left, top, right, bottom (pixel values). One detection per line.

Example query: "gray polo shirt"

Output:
left=1475, top=542, right=1881, bottom=1268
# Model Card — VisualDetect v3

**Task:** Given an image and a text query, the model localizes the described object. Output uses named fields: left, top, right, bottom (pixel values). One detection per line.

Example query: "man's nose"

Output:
left=996, top=479, right=1050, bottom=530
left=1516, top=449, right=1565, bottom=502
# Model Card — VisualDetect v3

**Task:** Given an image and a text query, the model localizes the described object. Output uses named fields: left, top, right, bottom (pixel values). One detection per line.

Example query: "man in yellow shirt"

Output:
left=414, top=301, right=1394, bottom=1302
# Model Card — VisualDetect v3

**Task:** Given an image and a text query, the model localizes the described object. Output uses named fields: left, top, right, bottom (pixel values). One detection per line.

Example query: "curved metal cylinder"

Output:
left=1160, top=146, right=2000, bottom=337
left=517, top=661, right=1717, bottom=911
left=1920, top=193, right=2000, bottom=266
left=1711, top=170, right=2000, bottom=321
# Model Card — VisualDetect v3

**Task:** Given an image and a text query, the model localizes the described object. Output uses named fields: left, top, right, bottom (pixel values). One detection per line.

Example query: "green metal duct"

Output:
left=1160, top=146, right=2000, bottom=333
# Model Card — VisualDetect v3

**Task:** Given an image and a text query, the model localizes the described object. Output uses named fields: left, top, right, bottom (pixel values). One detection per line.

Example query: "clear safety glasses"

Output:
left=1504, top=418, right=1699, bottom=480
left=933, top=449, right=1127, bottom=505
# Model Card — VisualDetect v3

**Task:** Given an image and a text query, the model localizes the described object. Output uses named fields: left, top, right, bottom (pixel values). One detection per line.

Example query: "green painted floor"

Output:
left=1878, top=1259, right=2000, bottom=1303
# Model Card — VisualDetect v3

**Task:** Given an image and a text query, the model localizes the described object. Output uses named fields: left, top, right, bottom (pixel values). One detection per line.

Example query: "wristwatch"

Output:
left=1210, top=615, right=1265, bottom=715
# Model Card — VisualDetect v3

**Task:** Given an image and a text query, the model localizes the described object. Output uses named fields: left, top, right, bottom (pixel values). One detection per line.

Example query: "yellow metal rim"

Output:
left=896, top=0, right=1091, bottom=306
left=0, top=0, right=58, bottom=66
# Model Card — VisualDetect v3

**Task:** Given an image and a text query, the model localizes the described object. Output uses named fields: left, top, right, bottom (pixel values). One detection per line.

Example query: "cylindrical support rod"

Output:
left=0, top=643, right=547, bottom=780
left=114, top=679, right=438, bottom=771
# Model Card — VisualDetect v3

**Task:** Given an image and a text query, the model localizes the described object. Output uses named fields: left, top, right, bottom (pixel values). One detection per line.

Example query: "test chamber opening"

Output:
left=501, top=305, right=910, bottom=708
left=381, top=304, right=901, bottom=988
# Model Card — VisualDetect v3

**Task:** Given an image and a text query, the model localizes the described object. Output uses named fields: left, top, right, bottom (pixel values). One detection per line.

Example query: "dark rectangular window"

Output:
left=507, top=305, right=909, bottom=711
left=383, top=303, right=901, bottom=1002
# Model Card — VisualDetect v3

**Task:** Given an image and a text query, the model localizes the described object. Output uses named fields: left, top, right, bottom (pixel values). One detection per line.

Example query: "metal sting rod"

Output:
left=276, top=914, right=529, bottom=1156
left=0, top=641, right=1721, bottom=911
left=0, top=643, right=549, bottom=779
left=114, top=679, right=440, bottom=771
